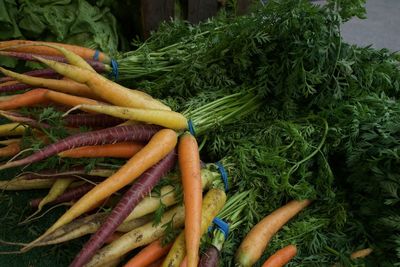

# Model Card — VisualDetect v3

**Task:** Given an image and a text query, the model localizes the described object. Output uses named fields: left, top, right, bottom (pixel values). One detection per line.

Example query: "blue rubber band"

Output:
left=188, top=119, right=196, bottom=136
left=216, top=161, right=228, bottom=192
left=212, top=217, right=230, bottom=239
left=93, top=50, right=100, bottom=61
left=110, top=59, right=119, bottom=80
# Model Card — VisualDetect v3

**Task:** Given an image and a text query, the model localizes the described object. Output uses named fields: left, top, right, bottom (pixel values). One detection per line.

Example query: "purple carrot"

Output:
left=0, top=51, right=109, bottom=73
left=0, top=68, right=60, bottom=83
left=30, top=183, right=95, bottom=208
left=63, top=114, right=124, bottom=128
left=0, top=82, right=32, bottom=92
left=0, top=124, right=162, bottom=170
left=199, top=245, right=220, bottom=267
left=69, top=149, right=177, bottom=267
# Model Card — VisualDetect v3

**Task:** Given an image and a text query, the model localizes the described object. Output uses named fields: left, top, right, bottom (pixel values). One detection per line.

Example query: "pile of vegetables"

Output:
left=1, top=0, right=400, bottom=266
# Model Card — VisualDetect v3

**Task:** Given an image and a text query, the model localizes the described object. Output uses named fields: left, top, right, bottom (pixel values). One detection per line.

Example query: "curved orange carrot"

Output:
left=178, top=133, right=202, bottom=267
left=23, top=128, right=177, bottom=250
left=0, top=88, right=49, bottom=110
left=124, top=239, right=173, bottom=267
left=262, top=245, right=297, bottom=267
left=0, top=40, right=110, bottom=63
left=0, top=141, right=21, bottom=157
left=58, top=142, right=144, bottom=158
left=235, top=200, right=311, bottom=267
left=0, top=67, right=94, bottom=98
left=34, top=57, right=171, bottom=110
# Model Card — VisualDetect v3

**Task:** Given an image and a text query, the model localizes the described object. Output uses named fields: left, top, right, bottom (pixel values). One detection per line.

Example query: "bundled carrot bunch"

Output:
left=0, top=41, right=302, bottom=267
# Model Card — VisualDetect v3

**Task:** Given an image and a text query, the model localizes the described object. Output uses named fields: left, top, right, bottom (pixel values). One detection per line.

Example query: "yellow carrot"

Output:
left=68, top=104, right=188, bottom=130
left=34, top=57, right=171, bottom=110
left=0, top=122, right=27, bottom=136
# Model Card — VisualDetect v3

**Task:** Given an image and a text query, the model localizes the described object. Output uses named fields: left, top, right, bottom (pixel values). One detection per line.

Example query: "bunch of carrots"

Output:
left=0, top=40, right=315, bottom=267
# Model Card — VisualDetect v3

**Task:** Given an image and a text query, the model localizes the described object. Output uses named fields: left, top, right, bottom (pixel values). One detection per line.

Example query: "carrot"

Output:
left=0, top=88, right=49, bottom=110
left=58, top=142, right=144, bottom=158
left=0, top=141, right=21, bottom=157
left=261, top=245, right=297, bottom=267
left=30, top=213, right=152, bottom=248
left=30, top=183, right=95, bottom=208
left=147, top=256, right=167, bottom=267
left=0, top=122, right=27, bottom=136
left=124, top=239, right=173, bottom=267
left=0, top=67, right=95, bottom=97
left=198, top=245, right=219, bottom=267
left=22, top=128, right=177, bottom=250
left=178, top=132, right=203, bottom=267
left=36, top=178, right=75, bottom=211
left=162, top=188, right=227, bottom=267
left=69, top=104, right=188, bottom=130
left=0, top=40, right=111, bottom=63
left=85, top=205, right=185, bottom=267
left=0, top=110, right=50, bottom=129
left=63, top=114, right=124, bottom=128
left=44, top=90, right=106, bottom=107
left=123, top=167, right=218, bottom=223
left=350, top=248, right=373, bottom=260
left=235, top=200, right=312, bottom=267
left=69, top=149, right=177, bottom=267
left=20, top=167, right=115, bottom=180
left=34, top=57, right=171, bottom=110
left=0, top=81, right=32, bottom=92
left=0, top=178, right=56, bottom=190
left=0, top=68, right=60, bottom=83
left=0, top=124, right=161, bottom=170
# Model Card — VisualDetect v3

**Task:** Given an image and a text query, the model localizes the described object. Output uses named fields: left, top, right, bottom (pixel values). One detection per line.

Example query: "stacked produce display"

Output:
left=0, top=0, right=399, bottom=266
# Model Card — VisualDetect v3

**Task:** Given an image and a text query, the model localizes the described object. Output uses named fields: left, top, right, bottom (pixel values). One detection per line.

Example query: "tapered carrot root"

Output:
left=70, top=104, right=188, bottom=130
left=69, top=150, right=177, bottom=267
left=0, top=110, right=50, bottom=129
left=0, top=67, right=95, bottom=97
left=124, top=239, right=173, bottom=267
left=162, top=188, right=227, bottom=267
left=58, top=142, right=144, bottom=158
left=0, top=40, right=111, bottom=63
left=178, top=133, right=203, bottom=267
left=0, top=88, right=49, bottom=110
left=34, top=57, right=171, bottom=110
left=0, top=81, right=32, bottom=92
left=0, top=124, right=161, bottom=171
left=235, top=200, right=312, bottom=267
left=350, top=248, right=373, bottom=260
left=85, top=205, right=185, bottom=267
left=22, top=128, right=177, bottom=251
left=261, top=244, right=297, bottom=267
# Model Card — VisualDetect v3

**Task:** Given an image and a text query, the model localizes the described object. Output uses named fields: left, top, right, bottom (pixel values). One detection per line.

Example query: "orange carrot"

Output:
left=22, top=128, right=177, bottom=250
left=34, top=57, right=171, bottom=110
left=44, top=90, right=105, bottom=107
left=58, top=142, right=144, bottom=158
left=178, top=133, right=203, bottom=267
left=0, top=67, right=94, bottom=98
left=124, top=239, right=173, bottom=267
left=235, top=200, right=312, bottom=267
left=350, top=248, right=373, bottom=260
left=0, top=40, right=110, bottom=63
left=261, top=245, right=297, bottom=267
left=146, top=256, right=166, bottom=267
left=0, top=141, right=21, bottom=157
left=0, top=88, right=49, bottom=110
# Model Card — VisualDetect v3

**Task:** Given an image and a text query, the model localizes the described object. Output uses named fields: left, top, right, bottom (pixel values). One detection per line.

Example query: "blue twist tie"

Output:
left=188, top=119, right=196, bottom=136
left=110, top=59, right=119, bottom=81
left=212, top=217, right=229, bottom=239
left=93, top=50, right=100, bottom=61
left=216, top=162, right=228, bottom=192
